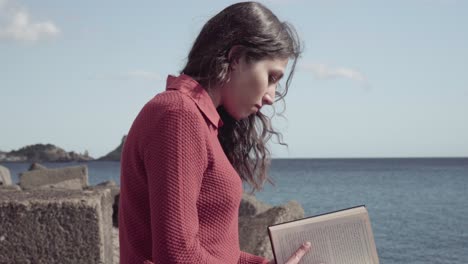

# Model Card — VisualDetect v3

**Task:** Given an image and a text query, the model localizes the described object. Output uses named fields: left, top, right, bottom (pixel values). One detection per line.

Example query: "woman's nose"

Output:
left=262, top=94, right=273, bottom=106
left=262, top=88, right=275, bottom=106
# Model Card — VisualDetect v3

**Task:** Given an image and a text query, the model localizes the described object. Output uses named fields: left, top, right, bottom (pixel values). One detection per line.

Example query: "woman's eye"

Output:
left=269, top=75, right=276, bottom=83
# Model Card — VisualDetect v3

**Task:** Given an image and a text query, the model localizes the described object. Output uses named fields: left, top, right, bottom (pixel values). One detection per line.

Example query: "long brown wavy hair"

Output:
left=180, top=1, right=303, bottom=194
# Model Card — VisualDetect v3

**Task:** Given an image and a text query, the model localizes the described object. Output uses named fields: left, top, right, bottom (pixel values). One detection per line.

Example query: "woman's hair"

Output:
left=180, top=1, right=303, bottom=194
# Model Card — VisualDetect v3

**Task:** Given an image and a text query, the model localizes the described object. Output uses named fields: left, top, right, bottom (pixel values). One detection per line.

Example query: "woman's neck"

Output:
left=206, top=87, right=223, bottom=108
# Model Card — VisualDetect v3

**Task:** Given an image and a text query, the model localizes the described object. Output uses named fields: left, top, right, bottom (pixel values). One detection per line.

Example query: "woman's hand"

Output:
left=268, top=241, right=323, bottom=264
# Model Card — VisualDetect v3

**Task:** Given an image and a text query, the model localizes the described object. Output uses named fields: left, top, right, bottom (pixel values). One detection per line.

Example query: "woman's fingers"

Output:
left=285, top=241, right=312, bottom=264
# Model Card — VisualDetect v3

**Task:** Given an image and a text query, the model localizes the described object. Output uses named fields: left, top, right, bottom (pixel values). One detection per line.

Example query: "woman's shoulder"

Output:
left=140, top=90, right=201, bottom=120
left=148, top=90, right=196, bottom=110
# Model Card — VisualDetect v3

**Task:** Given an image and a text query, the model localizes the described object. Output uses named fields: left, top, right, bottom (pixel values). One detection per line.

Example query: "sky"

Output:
left=1, top=0, right=467, bottom=158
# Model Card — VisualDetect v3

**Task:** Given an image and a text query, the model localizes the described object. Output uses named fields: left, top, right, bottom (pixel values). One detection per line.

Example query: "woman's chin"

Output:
left=241, top=112, right=257, bottom=120
left=226, top=109, right=254, bottom=121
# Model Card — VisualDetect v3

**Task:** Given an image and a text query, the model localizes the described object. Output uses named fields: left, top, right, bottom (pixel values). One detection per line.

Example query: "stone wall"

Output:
left=0, top=188, right=113, bottom=264
left=0, top=164, right=307, bottom=263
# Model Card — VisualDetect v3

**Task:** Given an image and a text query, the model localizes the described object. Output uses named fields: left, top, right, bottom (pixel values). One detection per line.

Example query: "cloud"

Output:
left=0, top=0, right=60, bottom=42
left=90, top=70, right=163, bottom=81
left=299, top=63, right=370, bottom=89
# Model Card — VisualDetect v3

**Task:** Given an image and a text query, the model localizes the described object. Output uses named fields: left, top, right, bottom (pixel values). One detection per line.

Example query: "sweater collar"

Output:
left=165, top=73, right=224, bottom=129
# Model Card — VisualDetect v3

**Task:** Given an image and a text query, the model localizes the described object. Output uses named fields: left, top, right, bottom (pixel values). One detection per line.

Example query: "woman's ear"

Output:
left=228, top=45, right=244, bottom=71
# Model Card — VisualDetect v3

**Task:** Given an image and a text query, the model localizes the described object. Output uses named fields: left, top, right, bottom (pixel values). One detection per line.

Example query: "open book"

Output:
left=267, top=205, right=379, bottom=264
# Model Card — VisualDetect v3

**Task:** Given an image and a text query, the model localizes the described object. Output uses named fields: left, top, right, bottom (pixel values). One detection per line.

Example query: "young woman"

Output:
left=119, top=2, right=315, bottom=263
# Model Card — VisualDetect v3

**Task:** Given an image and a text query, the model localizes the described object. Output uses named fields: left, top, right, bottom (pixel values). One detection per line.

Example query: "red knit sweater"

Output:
left=119, top=74, right=271, bottom=264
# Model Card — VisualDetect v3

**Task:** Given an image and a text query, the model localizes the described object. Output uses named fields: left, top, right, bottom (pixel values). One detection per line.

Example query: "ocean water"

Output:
left=2, top=158, right=467, bottom=264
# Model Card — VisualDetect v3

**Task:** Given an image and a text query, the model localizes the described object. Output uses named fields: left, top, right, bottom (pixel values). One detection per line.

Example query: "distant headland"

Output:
left=0, top=136, right=127, bottom=163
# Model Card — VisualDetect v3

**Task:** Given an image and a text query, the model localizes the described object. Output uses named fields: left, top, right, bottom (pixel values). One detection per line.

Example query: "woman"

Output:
left=119, top=2, right=315, bottom=263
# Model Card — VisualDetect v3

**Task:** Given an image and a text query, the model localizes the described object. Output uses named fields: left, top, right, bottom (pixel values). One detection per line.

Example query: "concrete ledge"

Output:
left=0, top=165, right=12, bottom=186
left=19, top=165, right=88, bottom=190
left=0, top=188, right=113, bottom=264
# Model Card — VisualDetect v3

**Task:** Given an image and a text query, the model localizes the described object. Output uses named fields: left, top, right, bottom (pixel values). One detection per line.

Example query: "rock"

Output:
left=239, top=197, right=305, bottom=260
left=19, top=165, right=88, bottom=190
left=0, top=188, right=113, bottom=264
left=239, top=192, right=272, bottom=217
left=113, top=194, right=120, bottom=227
left=98, top=135, right=127, bottom=161
left=86, top=181, right=120, bottom=227
left=1, top=143, right=94, bottom=162
left=97, top=180, right=117, bottom=187
left=28, top=162, right=47, bottom=171
left=0, top=154, right=27, bottom=162
left=0, top=184, right=21, bottom=191
left=112, top=227, right=120, bottom=264
left=0, top=165, right=12, bottom=186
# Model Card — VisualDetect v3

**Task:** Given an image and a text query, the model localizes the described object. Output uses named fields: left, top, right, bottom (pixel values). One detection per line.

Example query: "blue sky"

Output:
left=1, top=0, right=467, bottom=158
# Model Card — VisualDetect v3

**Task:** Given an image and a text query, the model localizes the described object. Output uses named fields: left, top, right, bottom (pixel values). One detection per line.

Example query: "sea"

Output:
left=2, top=158, right=467, bottom=264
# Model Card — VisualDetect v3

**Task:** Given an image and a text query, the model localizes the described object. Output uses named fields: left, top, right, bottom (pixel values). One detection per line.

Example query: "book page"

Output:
left=271, top=214, right=378, bottom=264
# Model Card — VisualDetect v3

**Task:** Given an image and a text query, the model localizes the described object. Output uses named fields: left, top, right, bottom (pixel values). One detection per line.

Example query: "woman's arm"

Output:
left=143, top=107, right=219, bottom=263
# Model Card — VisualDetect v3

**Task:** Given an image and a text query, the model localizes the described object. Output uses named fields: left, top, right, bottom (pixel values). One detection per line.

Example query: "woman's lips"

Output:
left=251, top=104, right=260, bottom=114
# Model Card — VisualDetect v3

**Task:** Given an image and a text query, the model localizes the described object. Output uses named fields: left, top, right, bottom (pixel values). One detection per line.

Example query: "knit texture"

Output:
left=119, top=74, right=271, bottom=264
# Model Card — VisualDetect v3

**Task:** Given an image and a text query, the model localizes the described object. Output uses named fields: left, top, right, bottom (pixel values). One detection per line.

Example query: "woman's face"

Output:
left=221, top=54, right=289, bottom=121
